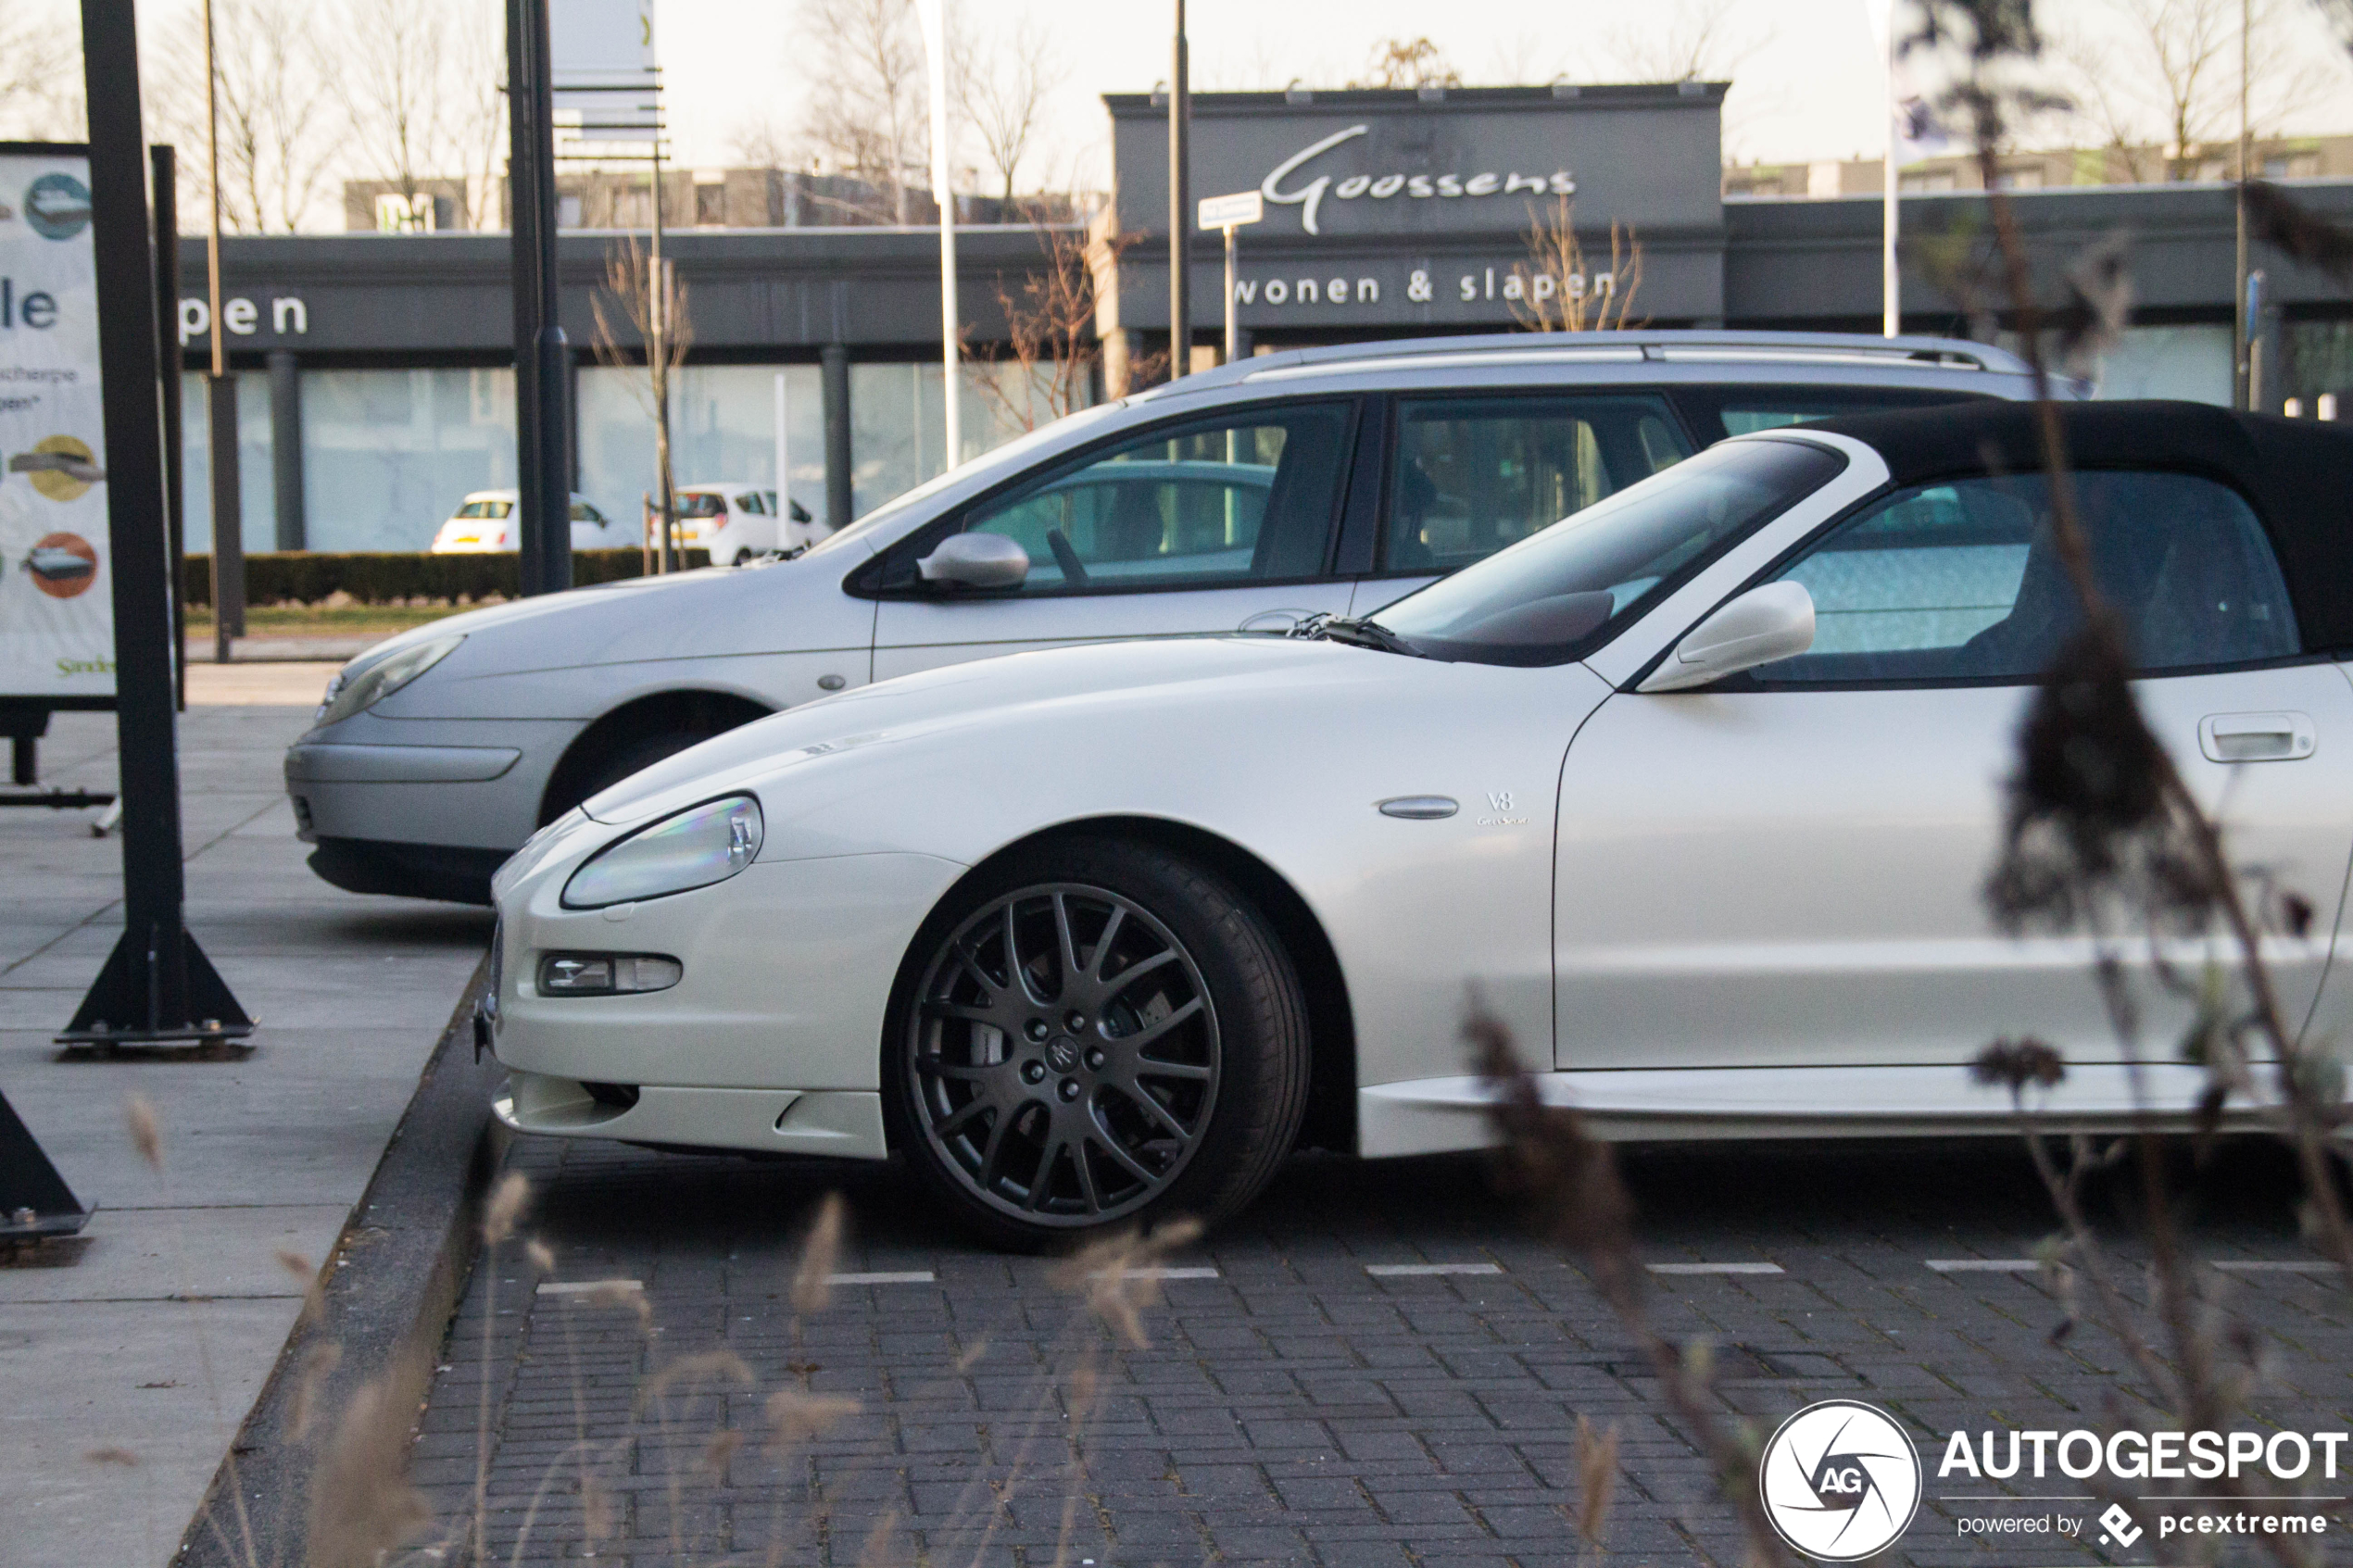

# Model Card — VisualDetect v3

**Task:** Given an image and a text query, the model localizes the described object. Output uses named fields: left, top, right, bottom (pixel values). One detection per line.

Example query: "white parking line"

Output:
left=1365, top=1262, right=1504, bottom=1277
left=1925, top=1259, right=2043, bottom=1273
left=2213, top=1260, right=2334, bottom=1273
left=536, top=1278, right=643, bottom=1296
left=1647, top=1261, right=1784, bottom=1275
left=1090, top=1265, right=1220, bottom=1281
left=824, top=1271, right=937, bottom=1286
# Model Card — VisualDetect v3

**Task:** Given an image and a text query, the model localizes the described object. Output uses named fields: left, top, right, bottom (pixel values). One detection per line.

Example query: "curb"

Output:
left=175, top=958, right=505, bottom=1567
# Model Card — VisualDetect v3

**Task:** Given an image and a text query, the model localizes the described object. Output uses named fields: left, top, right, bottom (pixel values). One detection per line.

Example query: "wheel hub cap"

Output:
left=906, top=883, right=1221, bottom=1226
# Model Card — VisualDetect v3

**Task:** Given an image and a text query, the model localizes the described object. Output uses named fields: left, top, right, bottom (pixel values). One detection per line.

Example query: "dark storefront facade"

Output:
left=180, top=85, right=2353, bottom=555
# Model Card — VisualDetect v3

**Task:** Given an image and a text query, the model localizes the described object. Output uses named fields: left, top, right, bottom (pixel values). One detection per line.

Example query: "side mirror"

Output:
left=917, top=531, right=1029, bottom=590
left=1638, top=581, right=1815, bottom=693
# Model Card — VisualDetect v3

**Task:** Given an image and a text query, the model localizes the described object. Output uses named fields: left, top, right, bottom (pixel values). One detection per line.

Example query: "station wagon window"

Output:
left=1382, top=395, right=1692, bottom=574
left=1671, top=386, right=1987, bottom=443
left=567, top=500, right=606, bottom=524
left=455, top=499, right=511, bottom=520
left=1756, top=469, right=2298, bottom=684
left=908, top=403, right=1353, bottom=594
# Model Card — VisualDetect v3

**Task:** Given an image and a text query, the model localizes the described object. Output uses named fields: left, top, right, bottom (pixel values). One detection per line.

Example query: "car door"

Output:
left=1554, top=464, right=2353, bottom=1073
left=868, top=401, right=1361, bottom=681
left=1346, top=391, right=1692, bottom=617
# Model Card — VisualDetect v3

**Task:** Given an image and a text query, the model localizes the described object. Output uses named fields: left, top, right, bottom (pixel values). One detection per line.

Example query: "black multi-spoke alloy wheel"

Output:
left=887, top=837, right=1310, bottom=1248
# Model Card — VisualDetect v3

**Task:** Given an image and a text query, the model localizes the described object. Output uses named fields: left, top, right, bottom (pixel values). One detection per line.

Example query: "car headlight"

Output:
left=316, top=634, right=464, bottom=726
left=560, top=795, right=763, bottom=909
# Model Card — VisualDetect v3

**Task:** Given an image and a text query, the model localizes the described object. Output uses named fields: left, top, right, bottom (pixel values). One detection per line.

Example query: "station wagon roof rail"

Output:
left=1132, top=329, right=2033, bottom=399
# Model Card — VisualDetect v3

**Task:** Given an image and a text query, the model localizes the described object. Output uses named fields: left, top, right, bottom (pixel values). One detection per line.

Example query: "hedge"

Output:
left=181, top=548, right=713, bottom=607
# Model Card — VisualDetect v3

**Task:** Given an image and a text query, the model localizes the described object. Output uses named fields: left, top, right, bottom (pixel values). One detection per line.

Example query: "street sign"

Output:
left=1198, top=189, right=1263, bottom=231
left=550, top=0, right=658, bottom=143
left=0, top=148, right=114, bottom=708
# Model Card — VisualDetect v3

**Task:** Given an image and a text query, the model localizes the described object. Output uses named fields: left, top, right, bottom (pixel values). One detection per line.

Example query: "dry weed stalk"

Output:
left=1470, top=1011, right=1793, bottom=1565
left=1904, top=0, right=2353, bottom=1549
left=308, top=1357, right=432, bottom=1568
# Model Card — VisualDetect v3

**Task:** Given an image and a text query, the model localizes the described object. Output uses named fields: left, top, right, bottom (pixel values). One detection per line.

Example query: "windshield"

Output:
left=799, top=401, right=1127, bottom=559
left=1371, top=437, right=1847, bottom=666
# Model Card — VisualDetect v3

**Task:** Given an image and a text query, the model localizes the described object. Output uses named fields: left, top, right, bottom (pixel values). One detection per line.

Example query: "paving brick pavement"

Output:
left=401, top=1133, right=2351, bottom=1565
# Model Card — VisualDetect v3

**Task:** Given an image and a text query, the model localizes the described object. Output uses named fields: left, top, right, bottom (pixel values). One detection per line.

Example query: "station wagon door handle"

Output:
left=1239, top=608, right=1314, bottom=633
left=2198, top=711, right=2315, bottom=762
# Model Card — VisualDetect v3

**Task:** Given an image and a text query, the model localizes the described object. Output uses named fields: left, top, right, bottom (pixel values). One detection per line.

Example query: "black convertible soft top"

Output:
left=1805, top=399, right=2353, bottom=655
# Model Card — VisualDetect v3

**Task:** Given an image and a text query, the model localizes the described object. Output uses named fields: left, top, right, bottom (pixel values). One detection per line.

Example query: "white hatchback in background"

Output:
left=667, top=483, right=820, bottom=564
left=431, top=490, right=617, bottom=554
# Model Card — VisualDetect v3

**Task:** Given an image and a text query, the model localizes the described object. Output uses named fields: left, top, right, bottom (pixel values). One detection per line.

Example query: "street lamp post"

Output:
left=201, top=0, right=241, bottom=660
left=1167, top=0, right=1190, bottom=379
left=916, top=0, right=961, bottom=469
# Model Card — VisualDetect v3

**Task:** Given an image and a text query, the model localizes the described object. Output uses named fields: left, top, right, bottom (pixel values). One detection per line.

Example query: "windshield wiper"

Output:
left=1313, top=615, right=1425, bottom=658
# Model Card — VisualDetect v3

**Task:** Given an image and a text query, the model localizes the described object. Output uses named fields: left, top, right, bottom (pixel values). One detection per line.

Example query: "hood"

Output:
left=580, top=633, right=1404, bottom=827
left=355, top=546, right=879, bottom=691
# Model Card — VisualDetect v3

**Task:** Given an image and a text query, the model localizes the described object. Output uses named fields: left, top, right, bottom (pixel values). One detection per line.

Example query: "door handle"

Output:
left=1238, top=608, right=1313, bottom=633
left=2198, top=711, right=2315, bottom=762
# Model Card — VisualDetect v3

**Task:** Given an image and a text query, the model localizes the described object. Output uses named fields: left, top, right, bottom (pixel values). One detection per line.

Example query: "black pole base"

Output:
left=57, top=924, right=256, bottom=1048
left=0, top=1091, right=91, bottom=1239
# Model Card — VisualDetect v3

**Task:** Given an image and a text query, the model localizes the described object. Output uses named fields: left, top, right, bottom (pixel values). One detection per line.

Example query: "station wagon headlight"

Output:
left=560, top=795, right=763, bottom=909
left=317, top=634, right=464, bottom=726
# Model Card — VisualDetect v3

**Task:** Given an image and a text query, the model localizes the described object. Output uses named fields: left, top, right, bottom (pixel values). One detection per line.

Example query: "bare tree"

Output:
left=2062, top=0, right=2349, bottom=181
left=954, top=15, right=1064, bottom=206
left=0, top=0, right=82, bottom=141
left=149, top=0, right=336, bottom=232
left=1592, top=0, right=1755, bottom=82
left=969, top=224, right=1110, bottom=433
left=793, top=0, right=926, bottom=224
left=590, top=240, right=693, bottom=572
left=1509, top=196, right=1644, bottom=332
left=1349, top=36, right=1462, bottom=89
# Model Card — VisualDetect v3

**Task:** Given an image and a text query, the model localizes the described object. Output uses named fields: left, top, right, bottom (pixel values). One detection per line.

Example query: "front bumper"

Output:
left=480, top=834, right=968, bottom=1155
left=494, top=1069, right=887, bottom=1157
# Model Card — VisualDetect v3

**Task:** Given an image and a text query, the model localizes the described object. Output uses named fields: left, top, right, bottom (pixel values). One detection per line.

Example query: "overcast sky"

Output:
left=656, top=0, right=2353, bottom=187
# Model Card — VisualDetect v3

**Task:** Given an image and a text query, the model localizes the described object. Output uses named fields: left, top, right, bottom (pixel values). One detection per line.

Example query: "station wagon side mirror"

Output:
left=1638, top=581, right=1815, bottom=693
left=917, top=531, right=1029, bottom=590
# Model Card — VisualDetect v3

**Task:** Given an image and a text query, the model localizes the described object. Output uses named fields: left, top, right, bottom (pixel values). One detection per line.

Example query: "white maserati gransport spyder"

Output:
left=484, top=400, right=2353, bottom=1245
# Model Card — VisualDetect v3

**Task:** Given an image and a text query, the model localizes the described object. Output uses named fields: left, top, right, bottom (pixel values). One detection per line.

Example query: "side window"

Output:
left=736, top=492, right=765, bottom=515
left=1383, top=395, right=1691, bottom=574
left=1674, top=387, right=1985, bottom=444
left=950, top=403, right=1353, bottom=593
left=1757, top=470, right=2298, bottom=684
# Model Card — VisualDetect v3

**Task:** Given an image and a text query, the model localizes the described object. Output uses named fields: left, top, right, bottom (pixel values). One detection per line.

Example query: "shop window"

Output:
left=695, top=182, right=727, bottom=226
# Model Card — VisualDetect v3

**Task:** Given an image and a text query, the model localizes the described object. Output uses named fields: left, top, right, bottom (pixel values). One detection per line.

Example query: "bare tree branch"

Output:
left=792, top=0, right=926, bottom=224
left=954, top=14, right=1064, bottom=207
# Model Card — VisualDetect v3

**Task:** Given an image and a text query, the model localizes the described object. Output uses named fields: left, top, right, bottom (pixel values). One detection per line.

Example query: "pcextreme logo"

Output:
left=1758, top=1400, right=1923, bottom=1562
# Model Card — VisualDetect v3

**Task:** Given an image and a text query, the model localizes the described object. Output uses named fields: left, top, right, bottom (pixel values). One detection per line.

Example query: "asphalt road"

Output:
left=402, top=1128, right=2349, bottom=1566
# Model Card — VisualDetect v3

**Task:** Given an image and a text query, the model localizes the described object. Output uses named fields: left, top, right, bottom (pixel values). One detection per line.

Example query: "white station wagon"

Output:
left=477, top=400, right=2353, bottom=1245
left=288, top=332, right=2042, bottom=904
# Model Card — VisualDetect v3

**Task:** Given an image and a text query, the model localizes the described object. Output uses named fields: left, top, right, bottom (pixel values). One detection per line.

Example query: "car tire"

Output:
left=885, top=835, right=1310, bottom=1250
left=732, top=548, right=754, bottom=566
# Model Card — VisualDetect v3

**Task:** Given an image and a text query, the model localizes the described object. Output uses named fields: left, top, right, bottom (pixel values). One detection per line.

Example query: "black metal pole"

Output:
left=208, top=376, right=242, bottom=655
left=508, top=0, right=571, bottom=597
left=62, top=0, right=252, bottom=1049
left=151, top=144, right=185, bottom=710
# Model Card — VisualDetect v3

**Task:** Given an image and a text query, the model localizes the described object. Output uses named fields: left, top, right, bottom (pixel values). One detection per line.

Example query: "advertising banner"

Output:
left=0, top=146, right=112, bottom=701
